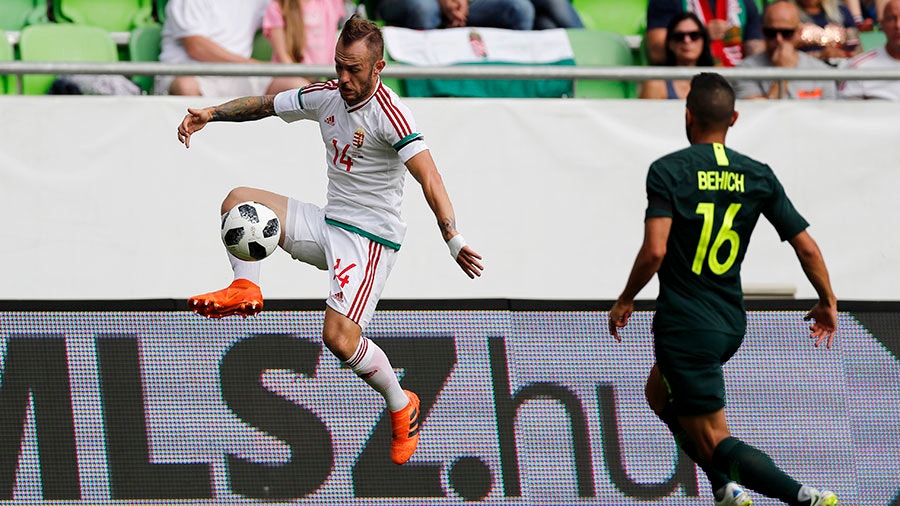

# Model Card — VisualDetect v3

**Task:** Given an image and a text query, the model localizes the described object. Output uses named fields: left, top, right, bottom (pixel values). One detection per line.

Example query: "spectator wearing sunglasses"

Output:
left=734, top=0, right=837, bottom=99
left=645, top=0, right=764, bottom=66
left=641, top=12, right=714, bottom=99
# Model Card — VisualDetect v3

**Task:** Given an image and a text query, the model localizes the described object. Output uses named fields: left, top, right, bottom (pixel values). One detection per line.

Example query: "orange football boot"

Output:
left=188, top=278, right=263, bottom=318
left=390, top=390, right=421, bottom=465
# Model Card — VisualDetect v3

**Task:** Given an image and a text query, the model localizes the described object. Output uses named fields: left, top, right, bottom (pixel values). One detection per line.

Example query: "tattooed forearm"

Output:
left=210, top=95, right=275, bottom=122
left=439, top=217, right=456, bottom=240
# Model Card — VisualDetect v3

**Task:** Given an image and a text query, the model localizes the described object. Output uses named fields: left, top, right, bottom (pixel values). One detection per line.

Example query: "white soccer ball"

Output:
left=221, top=201, right=281, bottom=261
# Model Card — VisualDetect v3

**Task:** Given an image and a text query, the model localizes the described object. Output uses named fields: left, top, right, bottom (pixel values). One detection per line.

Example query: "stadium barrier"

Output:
left=1, top=96, right=896, bottom=301
left=0, top=300, right=897, bottom=504
left=3, top=61, right=900, bottom=95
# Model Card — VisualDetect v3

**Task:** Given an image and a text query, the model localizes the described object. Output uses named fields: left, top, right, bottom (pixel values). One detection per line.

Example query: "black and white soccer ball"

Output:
left=221, top=201, right=280, bottom=261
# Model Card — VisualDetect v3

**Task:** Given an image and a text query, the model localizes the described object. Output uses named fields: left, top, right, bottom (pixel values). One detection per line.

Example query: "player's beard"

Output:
left=343, top=68, right=378, bottom=105
left=358, top=68, right=378, bottom=100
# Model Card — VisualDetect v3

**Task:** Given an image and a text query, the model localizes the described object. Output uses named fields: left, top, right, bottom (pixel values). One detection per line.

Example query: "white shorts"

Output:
left=283, top=199, right=398, bottom=329
left=153, top=75, right=272, bottom=97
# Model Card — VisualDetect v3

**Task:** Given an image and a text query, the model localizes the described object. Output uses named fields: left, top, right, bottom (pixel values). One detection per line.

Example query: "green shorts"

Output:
left=654, top=330, right=743, bottom=416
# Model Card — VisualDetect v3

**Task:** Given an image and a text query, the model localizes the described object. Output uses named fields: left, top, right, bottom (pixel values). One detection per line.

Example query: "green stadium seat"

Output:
left=566, top=29, right=636, bottom=98
left=154, top=0, right=168, bottom=23
left=56, top=0, right=155, bottom=31
left=251, top=29, right=273, bottom=61
left=128, top=23, right=161, bottom=93
left=18, top=23, right=119, bottom=94
left=859, top=30, right=886, bottom=51
left=0, top=0, right=49, bottom=32
left=0, top=30, right=14, bottom=94
left=572, top=0, right=648, bottom=36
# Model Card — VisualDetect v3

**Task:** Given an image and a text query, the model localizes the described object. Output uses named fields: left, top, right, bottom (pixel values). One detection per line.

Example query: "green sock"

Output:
left=659, top=407, right=731, bottom=495
left=712, top=436, right=804, bottom=505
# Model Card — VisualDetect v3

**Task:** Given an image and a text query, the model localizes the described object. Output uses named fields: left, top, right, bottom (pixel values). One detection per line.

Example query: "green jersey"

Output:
left=645, top=142, right=809, bottom=335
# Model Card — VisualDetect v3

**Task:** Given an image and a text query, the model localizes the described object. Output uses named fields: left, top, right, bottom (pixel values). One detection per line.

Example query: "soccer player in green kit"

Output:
left=608, top=72, right=839, bottom=506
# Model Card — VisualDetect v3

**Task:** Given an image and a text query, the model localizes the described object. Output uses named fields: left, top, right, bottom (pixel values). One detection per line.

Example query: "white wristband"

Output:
left=447, top=234, right=467, bottom=259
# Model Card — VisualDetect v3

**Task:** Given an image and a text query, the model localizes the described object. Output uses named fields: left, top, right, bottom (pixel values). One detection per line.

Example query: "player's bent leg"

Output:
left=678, top=409, right=731, bottom=465
left=325, top=307, right=420, bottom=465
left=323, top=306, right=365, bottom=360
left=711, top=436, right=807, bottom=505
left=222, top=187, right=290, bottom=246
left=647, top=366, right=738, bottom=502
left=188, top=278, right=263, bottom=318
left=645, top=364, right=669, bottom=415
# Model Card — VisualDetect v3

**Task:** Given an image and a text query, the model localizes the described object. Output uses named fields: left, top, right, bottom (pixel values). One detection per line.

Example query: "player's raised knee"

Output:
left=221, top=187, right=258, bottom=213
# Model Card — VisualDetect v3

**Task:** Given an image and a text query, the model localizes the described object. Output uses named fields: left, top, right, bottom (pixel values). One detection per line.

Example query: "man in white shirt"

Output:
left=156, top=0, right=308, bottom=96
left=176, top=16, right=483, bottom=466
left=840, top=0, right=900, bottom=99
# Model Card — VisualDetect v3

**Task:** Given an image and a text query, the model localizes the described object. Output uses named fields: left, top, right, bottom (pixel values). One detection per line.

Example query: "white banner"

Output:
left=0, top=96, right=896, bottom=300
left=383, top=26, right=574, bottom=65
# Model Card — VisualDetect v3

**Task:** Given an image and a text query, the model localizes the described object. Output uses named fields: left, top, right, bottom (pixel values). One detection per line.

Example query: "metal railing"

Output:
left=2, top=61, right=899, bottom=95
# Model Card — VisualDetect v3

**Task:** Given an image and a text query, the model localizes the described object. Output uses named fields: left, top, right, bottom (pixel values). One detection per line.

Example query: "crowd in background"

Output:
left=2, top=0, right=898, bottom=99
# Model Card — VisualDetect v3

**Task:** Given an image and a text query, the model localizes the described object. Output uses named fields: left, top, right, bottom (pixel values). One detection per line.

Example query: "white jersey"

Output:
left=274, top=80, right=428, bottom=249
left=839, top=46, right=900, bottom=100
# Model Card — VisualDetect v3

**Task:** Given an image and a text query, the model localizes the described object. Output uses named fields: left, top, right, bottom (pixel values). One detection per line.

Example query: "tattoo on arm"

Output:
left=439, top=218, right=456, bottom=240
left=210, top=95, right=276, bottom=122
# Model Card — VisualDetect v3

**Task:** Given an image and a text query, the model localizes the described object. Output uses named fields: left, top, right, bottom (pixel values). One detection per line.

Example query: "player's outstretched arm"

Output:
left=177, top=95, right=276, bottom=148
left=405, top=150, right=483, bottom=279
left=609, top=217, right=671, bottom=341
left=789, top=230, right=838, bottom=348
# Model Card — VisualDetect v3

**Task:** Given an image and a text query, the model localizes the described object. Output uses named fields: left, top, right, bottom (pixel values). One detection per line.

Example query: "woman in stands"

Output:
left=263, top=0, right=346, bottom=87
left=639, top=11, right=713, bottom=99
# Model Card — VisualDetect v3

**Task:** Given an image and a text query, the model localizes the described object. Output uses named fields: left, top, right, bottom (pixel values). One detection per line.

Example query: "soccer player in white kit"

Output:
left=176, top=15, right=484, bottom=466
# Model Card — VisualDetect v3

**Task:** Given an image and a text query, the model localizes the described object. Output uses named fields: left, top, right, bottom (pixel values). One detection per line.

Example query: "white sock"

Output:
left=344, top=337, right=408, bottom=412
left=797, top=486, right=816, bottom=502
left=227, top=251, right=260, bottom=284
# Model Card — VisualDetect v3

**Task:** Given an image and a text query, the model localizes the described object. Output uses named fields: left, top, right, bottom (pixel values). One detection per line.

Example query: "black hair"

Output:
left=686, top=72, right=736, bottom=130
left=663, top=11, right=715, bottom=67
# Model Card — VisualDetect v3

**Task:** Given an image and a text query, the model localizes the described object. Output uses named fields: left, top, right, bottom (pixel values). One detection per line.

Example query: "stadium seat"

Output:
left=0, top=0, right=49, bottom=32
left=859, top=30, right=886, bottom=51
left=251, top=29, right=273, bottom=61
left=566, top=29, right=636, bottom=98
left=18, top=23, right=119, bottom=94
left=0, top=30, right=13, bottom=94
left=572, top=0, right=648, bottom=36
left=56, top=0, right=155, bottom=32
left=128, top=23, right=161, bottom=93
left=154, top=0, right=168, bottom=23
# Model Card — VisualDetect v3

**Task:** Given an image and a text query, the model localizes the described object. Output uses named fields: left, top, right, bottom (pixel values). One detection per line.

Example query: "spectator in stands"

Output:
left=843, top=0, right=877, bottom=30
left=839, top=0, right=900, bottom=98
left=262, top=0, right=346, bottom=85
left=733, top=0, right=838, bottom=99
left=640, top=12, right=714, bottom=99
left=375, top=0, right=534, bottom=30
left=790, top=0, right=862, bottom=61
left=645, top=0, right=764, bottom=66
left=530, top=0, right=584, bottom=29
left=156, top=0, right=309, bottom=96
